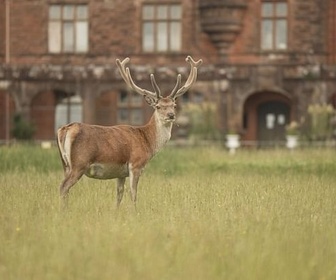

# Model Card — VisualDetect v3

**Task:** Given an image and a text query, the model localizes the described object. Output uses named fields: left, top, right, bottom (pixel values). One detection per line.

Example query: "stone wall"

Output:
left=0, top=0, right=336, bottom=142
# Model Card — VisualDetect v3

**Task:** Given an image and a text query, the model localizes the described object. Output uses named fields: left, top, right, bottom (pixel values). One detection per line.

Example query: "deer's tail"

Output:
left=56, top=125, right=72, bottom=173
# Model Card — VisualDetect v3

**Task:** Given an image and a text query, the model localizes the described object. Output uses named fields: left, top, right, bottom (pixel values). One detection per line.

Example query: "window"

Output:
left=261, top=1, right=288, bottom=51
left=55, top=95, right=83, bottom=133
left=180, top=91, right=204, bottom=104
left=117, top=91, right=144, bottom=125
left=142, top=4, right=182, bottom=53
left=49, top=5, right=88, bottom=53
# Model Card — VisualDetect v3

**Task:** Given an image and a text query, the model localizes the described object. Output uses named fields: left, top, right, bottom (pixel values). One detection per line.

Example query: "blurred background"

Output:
left=0, top=0, right=336, bottom=147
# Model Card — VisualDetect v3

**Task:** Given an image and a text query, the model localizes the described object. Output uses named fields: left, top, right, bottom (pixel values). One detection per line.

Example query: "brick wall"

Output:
left=0, top=90, right=15, bottom=140
left=10, top=1, right=47, bottom=63
left=1, top=0, right=333, bottom=65
left=291, top=0, right=327, bottom=53
left=3, top=0, right=210, bottom=66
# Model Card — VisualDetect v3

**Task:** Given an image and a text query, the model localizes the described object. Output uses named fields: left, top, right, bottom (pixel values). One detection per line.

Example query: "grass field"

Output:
left=0, top=145, right=336, bottom=280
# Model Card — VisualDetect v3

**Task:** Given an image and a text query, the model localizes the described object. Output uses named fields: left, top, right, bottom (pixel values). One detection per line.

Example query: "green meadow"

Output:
left=0, top=145, right=335, bottom=280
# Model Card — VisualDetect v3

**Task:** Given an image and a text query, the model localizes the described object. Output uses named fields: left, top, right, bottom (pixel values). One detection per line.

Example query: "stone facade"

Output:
left=0, top=0, right=336, bottom=144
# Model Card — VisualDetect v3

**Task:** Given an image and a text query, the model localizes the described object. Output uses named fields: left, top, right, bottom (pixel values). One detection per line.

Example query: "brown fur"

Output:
left=57, top=100, right=174, bottom=208
left=57, top=56, right=202, bottom=209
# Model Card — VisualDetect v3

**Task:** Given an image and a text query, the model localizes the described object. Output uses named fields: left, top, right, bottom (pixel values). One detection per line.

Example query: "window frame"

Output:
left=141, top=3, right=182, bottom=53
left=260, top=0, right=289, bottom=51
left=117, top=90, right=145, bottom=125
left=48, top=4, right=89, bottom=54
left=55, top=95, right=83, bottom=133
left=180, top=91, right=204, bottom=105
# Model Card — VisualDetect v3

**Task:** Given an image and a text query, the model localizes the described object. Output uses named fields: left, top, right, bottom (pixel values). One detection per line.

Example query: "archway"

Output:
left=257, top=101, right=289, bottom=143
left=243, top=91, right=292, bottom=144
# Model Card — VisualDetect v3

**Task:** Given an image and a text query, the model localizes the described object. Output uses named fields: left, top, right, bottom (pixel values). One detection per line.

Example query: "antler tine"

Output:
left=116, top=58, right=158, bottom=99
left=186, top=55, right=203, bottom=68
left=170, top=74, right=182, bottom=97
left=116, top=58, right=131, bottom=84
left=150, top=74, right=162, bottom=99
left=172, top=67, right=197, bottom=98
left=169, top=55, right=202, bottom=99
left=125, top=68, right=156, bottom=97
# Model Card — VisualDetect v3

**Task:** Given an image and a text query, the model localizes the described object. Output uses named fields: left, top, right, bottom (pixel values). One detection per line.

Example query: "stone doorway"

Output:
left=243, top=91, right=292, bottom=144
left=257, top=101, right=289, bottom=144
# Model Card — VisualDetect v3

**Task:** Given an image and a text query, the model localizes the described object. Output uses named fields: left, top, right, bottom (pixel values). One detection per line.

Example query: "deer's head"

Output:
left=116, top=56, right=202, bottom=124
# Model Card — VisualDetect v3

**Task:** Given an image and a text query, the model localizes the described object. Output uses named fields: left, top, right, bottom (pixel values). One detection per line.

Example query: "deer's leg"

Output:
left=116, top=177, right=126, bottom=208
left=129, top=168, right=141, bottom=207
left=59, top=169, right=84, bottom=208
left=57, top=153, right=70, bottom=177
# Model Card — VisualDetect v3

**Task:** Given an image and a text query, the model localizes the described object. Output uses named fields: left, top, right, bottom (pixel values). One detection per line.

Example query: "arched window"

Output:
left=117, top=90, right=144, bottom=125
left=55, top=95, right=82, bottom=132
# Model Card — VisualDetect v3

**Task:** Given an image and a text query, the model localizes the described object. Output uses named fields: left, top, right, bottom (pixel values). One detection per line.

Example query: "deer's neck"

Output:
left=146, top=111, right=173, bottom=153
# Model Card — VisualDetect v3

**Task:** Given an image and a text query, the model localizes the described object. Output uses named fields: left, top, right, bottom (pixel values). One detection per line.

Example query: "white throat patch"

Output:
left=154, top=111, right=173, bottom=152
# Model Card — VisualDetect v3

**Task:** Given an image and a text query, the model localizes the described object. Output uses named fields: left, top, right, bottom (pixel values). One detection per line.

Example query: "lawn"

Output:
left=0, top=145, right=335, bottom=280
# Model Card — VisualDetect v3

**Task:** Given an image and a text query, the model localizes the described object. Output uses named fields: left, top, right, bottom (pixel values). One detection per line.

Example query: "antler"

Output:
left=116, top=56, right=202, bottom=101
left=116, top=57, right=161, bottom=100
left=169, top=56, right=203, bottom=99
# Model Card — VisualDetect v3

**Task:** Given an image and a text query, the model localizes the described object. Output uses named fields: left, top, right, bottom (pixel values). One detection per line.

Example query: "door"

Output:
left=257, top=101, right=289, bottom=144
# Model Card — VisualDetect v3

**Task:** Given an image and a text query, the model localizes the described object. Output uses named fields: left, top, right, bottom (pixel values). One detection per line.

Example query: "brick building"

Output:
left=0, top=0, right=336, bottom=144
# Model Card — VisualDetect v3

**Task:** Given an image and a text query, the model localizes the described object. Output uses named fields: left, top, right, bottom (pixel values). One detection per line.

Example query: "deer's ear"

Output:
left=144, top=96, right=158, bottom=107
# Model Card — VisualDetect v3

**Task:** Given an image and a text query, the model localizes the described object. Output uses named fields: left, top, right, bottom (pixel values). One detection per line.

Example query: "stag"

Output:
left=57, top=56, right=202, bottom=208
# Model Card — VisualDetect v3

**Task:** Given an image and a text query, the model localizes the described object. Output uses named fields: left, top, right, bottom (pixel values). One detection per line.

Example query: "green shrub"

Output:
left=183, top=102, right=220, bottom=141
left=306, top=104, right=335, bottom=141
left=11, top=113, right=35, bottom=140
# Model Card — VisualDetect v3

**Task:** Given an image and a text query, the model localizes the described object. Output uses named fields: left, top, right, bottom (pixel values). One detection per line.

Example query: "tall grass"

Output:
left=0, top=145, right=336, bottom=280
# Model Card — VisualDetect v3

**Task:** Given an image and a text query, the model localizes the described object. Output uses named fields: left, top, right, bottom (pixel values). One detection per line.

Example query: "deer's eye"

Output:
left=156, top=105, right=161, bottom=109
